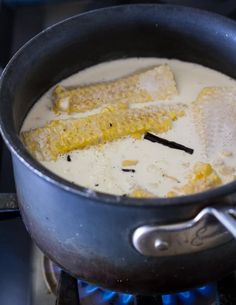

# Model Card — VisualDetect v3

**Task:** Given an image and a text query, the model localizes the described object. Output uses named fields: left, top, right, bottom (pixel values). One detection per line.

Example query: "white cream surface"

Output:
left=22, top=58, right=236, bottom=196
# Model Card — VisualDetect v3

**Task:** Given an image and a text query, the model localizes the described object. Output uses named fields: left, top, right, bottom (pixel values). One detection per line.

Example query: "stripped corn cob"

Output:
left=53, top=64, right=177, bottom=113
left=167, top=162, right=222, bottom=197
left=129, top=187, right=155, bottom=198
left=21, top=105, right=185, bottom=161
left=191, top=86, right=236, bottom=160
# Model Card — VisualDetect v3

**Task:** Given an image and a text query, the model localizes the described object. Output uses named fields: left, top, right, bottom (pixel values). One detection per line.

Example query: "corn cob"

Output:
left=191, top=86, right=236, bottom=160
left=53, top=64, right=177, bottom=113
left=129, top=187, right=156, bottom=198
left=167, top=162, right=222, bottom=197
left=21, top=105, right=185, bottom=161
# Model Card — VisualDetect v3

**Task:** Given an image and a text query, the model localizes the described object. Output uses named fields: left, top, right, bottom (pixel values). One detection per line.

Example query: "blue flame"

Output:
left=85, top=284, right=99, bottom=294
left=78, top=280, right=133, bottom=304
left=78, top=279, right=216, bottom=305
left=161, top=284, right=216, bottom=305
left=197, top=284, right=215, bottom=296
left=178, top=291, right=195, bottom=304
left=162, top=294, right=176, bottom=305
left=102, top=291, right=116, bottom=301
left=119, top=293, right=134, bottom=304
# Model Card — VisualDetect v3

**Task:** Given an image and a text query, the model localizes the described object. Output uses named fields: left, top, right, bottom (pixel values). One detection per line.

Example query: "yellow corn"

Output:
left=53, top=64, right=178, bottom=113
left=21, top=104, right=185, bottom=161
left=122, top=160, right=139, bottom=167
left=129, top=187, right=155, bottom=198
left=166, top=191, right=178, bottom=197
left=167, top=162, right=222, bottom=197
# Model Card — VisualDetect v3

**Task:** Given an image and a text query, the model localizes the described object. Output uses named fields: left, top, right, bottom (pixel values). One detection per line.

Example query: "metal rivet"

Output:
left=154, top=239, right=169, bottom=251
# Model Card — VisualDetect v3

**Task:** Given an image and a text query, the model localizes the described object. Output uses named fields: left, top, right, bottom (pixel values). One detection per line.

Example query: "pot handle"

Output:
left=132, top=205, right=236, bottom=257
left=210, top=206, right=236, bottom=238
left=0, top=193, right=20, bottom=220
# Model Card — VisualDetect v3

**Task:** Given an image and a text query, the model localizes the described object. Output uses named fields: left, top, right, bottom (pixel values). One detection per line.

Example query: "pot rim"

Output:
left=1, top=3, right=236, bottom=207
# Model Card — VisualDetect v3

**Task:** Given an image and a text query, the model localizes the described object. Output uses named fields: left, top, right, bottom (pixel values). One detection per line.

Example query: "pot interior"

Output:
left=1, top=4, right=236, bottom=204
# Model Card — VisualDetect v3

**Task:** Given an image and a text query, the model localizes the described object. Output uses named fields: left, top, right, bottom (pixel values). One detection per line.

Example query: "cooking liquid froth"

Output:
left=21, top=58, right=236, bottom=197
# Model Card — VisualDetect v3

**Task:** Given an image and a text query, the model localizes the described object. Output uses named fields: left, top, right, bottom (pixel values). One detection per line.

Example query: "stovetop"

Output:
left=2, top=218, right=236, bottom=305
left=1, top=1, right=236, bottom=305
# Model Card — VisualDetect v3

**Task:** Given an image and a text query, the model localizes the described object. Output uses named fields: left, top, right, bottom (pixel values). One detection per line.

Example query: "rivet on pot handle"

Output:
left=132, top=206, right=236, bottom=257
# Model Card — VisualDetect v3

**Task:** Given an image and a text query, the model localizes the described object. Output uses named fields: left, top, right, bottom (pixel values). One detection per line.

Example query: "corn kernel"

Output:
left=122, top=160, right=139, bottom=167
left=166, top=191, right=177, bottom=197
left=129, top=188, right=155, bottom=198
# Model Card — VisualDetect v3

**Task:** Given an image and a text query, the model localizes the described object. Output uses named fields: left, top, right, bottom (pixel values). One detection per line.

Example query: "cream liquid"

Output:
left=22, top=58, right=236, bottom=196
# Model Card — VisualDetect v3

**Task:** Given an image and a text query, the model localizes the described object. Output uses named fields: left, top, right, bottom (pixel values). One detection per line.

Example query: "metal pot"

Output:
left=1, top=4, right=236, bottom=295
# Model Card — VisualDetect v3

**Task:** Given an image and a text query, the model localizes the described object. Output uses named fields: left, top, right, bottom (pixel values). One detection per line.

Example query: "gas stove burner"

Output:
left=43, top=256, right=134, bottom=304
left=42, top=256, right=218, bottom=305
